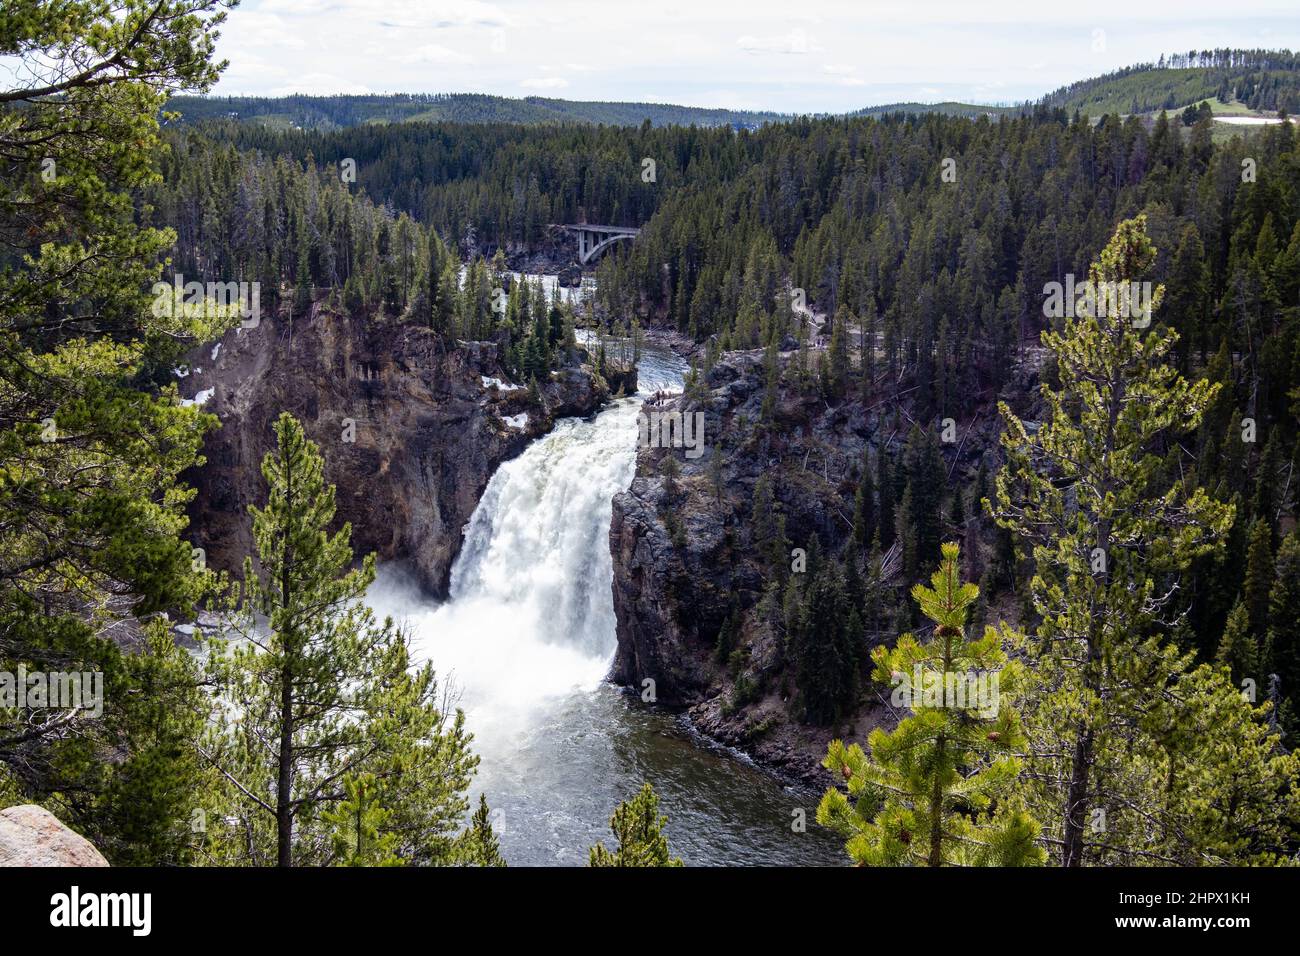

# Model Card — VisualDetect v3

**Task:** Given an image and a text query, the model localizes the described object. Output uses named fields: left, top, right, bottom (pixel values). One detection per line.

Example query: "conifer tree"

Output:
left=876, top=447, right=896, bottom=549
left=459, top=794, right=506, bottom=867
left=900, top=426, right=944, bottom=581
left=1216, top=600, right=1258, bottom=688
left=321, top=774, right=402, bottom=867
left=751, top=474, right=789, bottom=582
left=588, top=783, right=683, bottom=867
left=204, top=414, right=486, bottom=866
left=1243, top=517, right=1275, bottom=639
left=989, top=217, right=1235, bottom=866
left=817, top=543, right=1042, bottom=866
left=853, top=446, right=876, bottom=549
left=1268, top=532, right=1300, bottom=737
left=827, top=306, right=851, bottom=397
left=790, top=560, right=860, bottom=725
left=1141, top=662, right=1300, bottom=865
left=0, top=0, right=234, bottom=858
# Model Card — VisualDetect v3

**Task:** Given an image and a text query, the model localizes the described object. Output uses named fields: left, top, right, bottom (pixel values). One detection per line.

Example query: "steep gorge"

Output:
left=609, top=346, right=1042, bottom=784
left=181, top=300, right=610, bottom=594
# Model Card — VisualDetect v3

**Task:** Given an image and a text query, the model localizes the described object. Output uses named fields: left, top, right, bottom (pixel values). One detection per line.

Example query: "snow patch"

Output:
left=502, top=412, right=529, bottom=431
left=482, top=375, right=523, bottom=392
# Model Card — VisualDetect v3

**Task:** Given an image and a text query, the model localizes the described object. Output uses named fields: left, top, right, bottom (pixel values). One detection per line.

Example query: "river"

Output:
left=366, top=332, right=845, bottom=866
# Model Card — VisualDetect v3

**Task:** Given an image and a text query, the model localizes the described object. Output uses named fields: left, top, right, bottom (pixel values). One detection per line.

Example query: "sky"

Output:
left=207, top=0, right=1300, bottom=112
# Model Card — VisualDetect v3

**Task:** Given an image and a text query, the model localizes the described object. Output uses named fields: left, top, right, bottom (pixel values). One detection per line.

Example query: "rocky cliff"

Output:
left=609, top=346, right=1037, bottom=784
left=181, top=301, right=608, bottom=595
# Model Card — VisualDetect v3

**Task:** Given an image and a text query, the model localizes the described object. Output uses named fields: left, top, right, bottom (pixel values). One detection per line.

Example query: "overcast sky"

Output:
left=209, top=0, right=1300, bottom=112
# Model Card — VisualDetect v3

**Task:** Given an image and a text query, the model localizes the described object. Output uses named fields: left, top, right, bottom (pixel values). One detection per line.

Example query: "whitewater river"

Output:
left=368, top=336, right=844, bottom=865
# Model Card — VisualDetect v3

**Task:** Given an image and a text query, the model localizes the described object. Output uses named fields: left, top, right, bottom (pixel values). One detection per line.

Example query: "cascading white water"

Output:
left=367, top=336, right=687, bottom=750
left=365, top=335, right=846, bottom=865
left=370, top=400, right=642, bottom=745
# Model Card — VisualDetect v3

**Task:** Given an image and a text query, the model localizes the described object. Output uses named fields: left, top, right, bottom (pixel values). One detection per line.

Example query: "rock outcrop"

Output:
left=0, top=805, right=109, bottom=867
left=182, top=301, right=608, bottom=595
left=609, top=346, right=1038, bottom=784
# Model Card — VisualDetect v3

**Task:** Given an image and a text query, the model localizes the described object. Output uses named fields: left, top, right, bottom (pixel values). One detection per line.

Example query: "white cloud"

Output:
left=398, top=44, right=474, bottom=65
left=520, top=77, right=569, bottom=90
left=208, top=0, right=1300, bottom=112
left=260, top=0, right=511, bottom=30
left=736, top=28, right=821, bottom=55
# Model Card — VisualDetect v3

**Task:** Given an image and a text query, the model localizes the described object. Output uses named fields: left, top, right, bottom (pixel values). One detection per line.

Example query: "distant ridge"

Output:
left=164, top=92, right=788, bottom=129
left=848, top=101, right=1018, bottom=120
left=167, top=49, right=1300, bottom=131
left=1040, top=49, right=1300, bottom=116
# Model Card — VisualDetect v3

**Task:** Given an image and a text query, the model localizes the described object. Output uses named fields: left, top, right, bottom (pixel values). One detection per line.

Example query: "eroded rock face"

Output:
left=183, top=302, right=607, bottom=596
left=609, top=476, right=715, bottom=706
left=609, top=352, right=864, bottom=784
left=608, top=347, right=1037, bottom=784
left=0, top=805, right=109, bottom=867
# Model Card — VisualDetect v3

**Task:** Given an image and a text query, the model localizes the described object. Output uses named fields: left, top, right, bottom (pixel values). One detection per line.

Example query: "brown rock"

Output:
left=183, top=302, right=607, bottom=596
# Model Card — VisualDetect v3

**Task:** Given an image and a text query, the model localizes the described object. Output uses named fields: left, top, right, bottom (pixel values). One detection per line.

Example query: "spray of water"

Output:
left=361, top=338, right=847, bottom=865
left=367, top=398, right=646, bottom=748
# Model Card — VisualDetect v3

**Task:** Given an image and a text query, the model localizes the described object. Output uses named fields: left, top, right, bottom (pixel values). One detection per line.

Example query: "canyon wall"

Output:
left=182, top=302, right=608, bottom=596
left=609, top=347, right=1037, bottom=783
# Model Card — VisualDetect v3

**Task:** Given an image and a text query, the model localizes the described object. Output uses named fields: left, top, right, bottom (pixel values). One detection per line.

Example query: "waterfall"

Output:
left=366, top=337, right=686, bottom=749
left=362, top=337, right=846, bottom=866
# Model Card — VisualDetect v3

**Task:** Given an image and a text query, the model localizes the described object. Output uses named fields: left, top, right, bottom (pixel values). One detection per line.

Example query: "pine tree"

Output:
left=877, top=447, right=896, bottom=549
left=588, top=783, right=683, bottom=867
left=852, top=446, right=876, bottom=550
left=458, top=794, right=506, bottom=867
left=900, top=426, right=944, bottom=581
left=1142, top=663, right=1300, bottom=865
left=751, top=474, right=789, bottom=582
left=1216, top=600, right=1258, bottom=688
left=86, top=621, right=214, bottom=866
left=1268, top=532, right=1300, bottom=737
left=989, top=217, right=1234, bottom=866
left=826, top=306, right=851, bottom=397
left=760, top=342, right=781, bottom=423
left=204, top=414, right=484, bottom=866
left=0, top=0, right=233, bottom=860
left=949, top=484, right=966, bottom=534
left=1165, top=223, right=1208, bottom=368
left=1250, top=430, right=1283, bottom=533
left=1243, top=517, right=1275, bottom=640
left=791, top=560, right=860, bottom=725
left=817, top=543, right=1043, bottom=866
left=321, top=774, right=402, bottom=867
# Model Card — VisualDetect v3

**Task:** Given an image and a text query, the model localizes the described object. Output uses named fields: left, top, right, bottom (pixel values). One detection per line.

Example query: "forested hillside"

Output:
left=1042, top=49, right=1300, bottom=115
left=849, top=102, right=1019, bottom=119
left=149, top=98, right=1300, bottom=735
left=167, top=48, right=1300, bottom=139
left=165, top=92, right=787, bottom=129
left=4, top=0, right=1299, bottom=872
